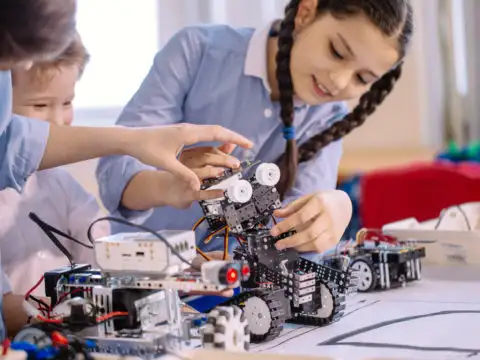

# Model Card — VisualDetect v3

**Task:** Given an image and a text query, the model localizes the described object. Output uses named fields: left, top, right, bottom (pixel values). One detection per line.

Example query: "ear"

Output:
left=294, top=0, right=319, bottom=30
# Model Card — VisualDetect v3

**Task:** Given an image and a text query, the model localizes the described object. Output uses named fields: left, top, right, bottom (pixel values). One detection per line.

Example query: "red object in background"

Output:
left=359, top=161, right=480, bottom=228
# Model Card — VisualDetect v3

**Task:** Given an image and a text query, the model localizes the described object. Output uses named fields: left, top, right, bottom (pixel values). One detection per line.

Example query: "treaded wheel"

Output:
left=242, top=292, right=284, bottom=343
left=288, top=281, right=346, bottom=327
left=350, top=257, right=377, bottom=292
left=202, top=305, right=250, bottom=351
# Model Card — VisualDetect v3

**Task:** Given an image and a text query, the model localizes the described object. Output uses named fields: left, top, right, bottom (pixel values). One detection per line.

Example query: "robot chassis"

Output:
left=14, top=230, right=253, bottom=359
left=326, top=228, right=426, bottom=292
left=198, top=160, right=357, bottom=343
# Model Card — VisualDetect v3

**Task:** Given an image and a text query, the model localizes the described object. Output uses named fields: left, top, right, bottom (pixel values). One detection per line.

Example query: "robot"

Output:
left=197, top=160, right=357, bottom=343
left=13, top=229, right=252, bottom=359
left=328, top=228, right=426, bottom=292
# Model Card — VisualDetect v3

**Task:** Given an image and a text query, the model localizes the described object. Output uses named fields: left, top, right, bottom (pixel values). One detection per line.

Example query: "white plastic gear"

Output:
left=202, top=305, right=250, bottom=351
left=312, top=283, right=335, bottom=319
left=351, top=259, right=375, bottom=292
left=226, top=179, right=253, bottom=203
left=255, top=163, right=281, bottom=186
left=242, top=296, right=273, bottom=337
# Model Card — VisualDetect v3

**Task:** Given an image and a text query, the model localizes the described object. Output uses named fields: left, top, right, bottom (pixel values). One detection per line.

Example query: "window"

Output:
left=73, top=0, right=159, bottom=126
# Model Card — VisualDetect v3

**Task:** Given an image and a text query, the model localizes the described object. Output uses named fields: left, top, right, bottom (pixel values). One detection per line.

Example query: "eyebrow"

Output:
left=337, top=32, right=380, bottom=79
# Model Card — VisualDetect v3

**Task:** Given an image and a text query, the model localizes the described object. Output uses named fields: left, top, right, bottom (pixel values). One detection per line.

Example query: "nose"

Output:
left=50, top=108, right=65, bottom=126
left=328, top=69, right=354, bottom=95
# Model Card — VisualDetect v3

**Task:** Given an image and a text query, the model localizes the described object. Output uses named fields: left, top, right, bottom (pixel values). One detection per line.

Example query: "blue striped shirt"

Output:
left=96, top=23, right=348, bottom=252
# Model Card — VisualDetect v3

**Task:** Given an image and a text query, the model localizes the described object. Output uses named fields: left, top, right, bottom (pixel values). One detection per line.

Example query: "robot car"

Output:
left=14, top=229, right=253, bottom=359
left=197, top=160, right=358, bottom=343
left=326, top=228, right=426, bottom=292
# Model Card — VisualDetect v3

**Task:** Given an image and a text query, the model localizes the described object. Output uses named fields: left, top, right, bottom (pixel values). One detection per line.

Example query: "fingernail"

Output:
left=275, top=243, right=285, bottom=250
left=270, top=228, right=278, bottom=236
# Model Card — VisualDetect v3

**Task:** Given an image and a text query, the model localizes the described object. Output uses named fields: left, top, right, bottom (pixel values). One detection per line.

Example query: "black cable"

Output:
left=29, top=212, right=93, bottom=249
left=28, top=295, right=50, bottom=312
left=87, top=216, right=197, bottom=269
left=29, top=212, right=75, bottom=266
left=434, top=205, right=472, bottom=230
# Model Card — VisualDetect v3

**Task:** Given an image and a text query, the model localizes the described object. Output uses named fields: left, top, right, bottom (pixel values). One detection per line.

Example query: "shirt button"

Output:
left=264, top=108, right=272, bottom=118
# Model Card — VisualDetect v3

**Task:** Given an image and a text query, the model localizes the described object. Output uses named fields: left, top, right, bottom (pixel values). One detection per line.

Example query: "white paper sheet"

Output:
left=248, top=279, right=480, bottom=359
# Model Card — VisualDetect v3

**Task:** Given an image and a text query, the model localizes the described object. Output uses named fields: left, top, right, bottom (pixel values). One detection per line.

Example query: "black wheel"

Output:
left=350, top=257, right=377, bottom=292
left=242, top=292, right=284, bottom=343
left=288, top=281, right=345, bottom=327
left=202, top=305, right=250, bottom=351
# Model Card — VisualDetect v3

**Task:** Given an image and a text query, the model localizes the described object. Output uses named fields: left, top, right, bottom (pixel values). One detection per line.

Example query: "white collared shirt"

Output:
left=97, top=23, right=349, bottom=250
left=0, top=168, right=109, bottom=296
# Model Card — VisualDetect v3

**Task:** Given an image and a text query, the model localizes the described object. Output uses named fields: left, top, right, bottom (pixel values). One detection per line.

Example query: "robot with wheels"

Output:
left=197, top=160, right=357, bottom=343
left=13, top=229, right=253, bottom=359
left=334, top=228, right=426, bottom=292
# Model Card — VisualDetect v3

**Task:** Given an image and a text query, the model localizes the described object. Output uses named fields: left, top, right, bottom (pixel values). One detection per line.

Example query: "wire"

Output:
left=29, top=212, right=93, bottom=268
left=25, top=275, right=44, bottom=300
left=87, top=216, right=197, bottom=269
left=192, top=217, right=205, bottom=230
left=434, top=205, right=472, bottom=230
left=196, top=248, right=210, bottom=261
left=223, top=228, right=229, bottom=260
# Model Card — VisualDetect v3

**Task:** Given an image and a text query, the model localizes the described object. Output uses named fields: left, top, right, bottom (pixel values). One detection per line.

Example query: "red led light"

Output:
left=226, top=268, right=238, bottom=283
left=241, top=264, right=250, bottom=277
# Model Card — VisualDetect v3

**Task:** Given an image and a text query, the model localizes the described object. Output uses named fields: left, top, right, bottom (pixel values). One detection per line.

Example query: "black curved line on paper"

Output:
left=324, top=342, right=480, bottom=354
left=318, top=310, right=480, bottom=354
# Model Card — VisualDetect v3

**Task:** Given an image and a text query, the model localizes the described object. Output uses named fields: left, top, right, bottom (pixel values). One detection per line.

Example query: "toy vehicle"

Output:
left=14, top=230, right=253, bottom=359
left=329, top=228, right=426, bottom=292
left=197, top=160, right=357, bottom=343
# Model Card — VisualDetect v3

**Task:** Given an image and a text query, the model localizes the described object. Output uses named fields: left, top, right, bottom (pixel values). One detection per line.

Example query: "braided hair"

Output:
left=274, top=0, right=414, bottom=199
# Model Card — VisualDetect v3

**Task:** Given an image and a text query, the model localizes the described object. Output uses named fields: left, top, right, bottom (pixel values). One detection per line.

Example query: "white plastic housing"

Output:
left=94, top=230, right=196, bottom=275
left=201, top=260, right=240, bottom=287
left=227, top=179, right=253, bottom=203
left=255, top=163, right=281, bottom=186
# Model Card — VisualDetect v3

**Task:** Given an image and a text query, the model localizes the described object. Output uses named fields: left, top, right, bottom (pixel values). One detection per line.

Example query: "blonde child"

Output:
left=0, top=35, right=109, bottom=297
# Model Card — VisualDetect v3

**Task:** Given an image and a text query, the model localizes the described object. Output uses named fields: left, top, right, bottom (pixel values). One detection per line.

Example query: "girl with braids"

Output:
left=97, top=0, right=414, bottom=256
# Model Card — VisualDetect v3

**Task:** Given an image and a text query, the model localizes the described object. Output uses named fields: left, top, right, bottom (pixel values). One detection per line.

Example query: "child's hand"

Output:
left=270, top=190, right=352, bottom=253
left=128, top=124, right=252, bottom=191
left=159, top=144, right=241, bottom=209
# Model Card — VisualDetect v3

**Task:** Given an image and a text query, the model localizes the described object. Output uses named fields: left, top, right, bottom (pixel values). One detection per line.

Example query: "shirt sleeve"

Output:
left=96, top=27, right=207, bottom=219
left=1, top=269, right=11, bottom=295
left=0, top=71, right=50, bottom=192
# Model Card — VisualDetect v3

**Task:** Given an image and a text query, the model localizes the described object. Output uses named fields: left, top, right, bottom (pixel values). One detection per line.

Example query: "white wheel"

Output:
left=255, top=163, right=281, bottom=186
left=351, top=259, right=375, bottom=292
left=202, top=306, right=250, bottom=351
left=243, top=296, right=273, bottom=336
left=227, top=179, right=253, bottom=203
left=313, top=284, right=335, bottom=318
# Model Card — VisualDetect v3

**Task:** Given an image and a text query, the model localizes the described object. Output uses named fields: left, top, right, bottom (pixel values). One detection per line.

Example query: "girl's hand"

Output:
left=270, top=190, right=353, bottom=253
left=128, top=124, right=252, bottom=191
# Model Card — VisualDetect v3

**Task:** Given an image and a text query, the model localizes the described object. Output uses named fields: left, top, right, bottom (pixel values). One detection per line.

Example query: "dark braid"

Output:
left=274, top=0, right=414, bottom=199
left=275, top=0, right=300, bottom=199
left=299, top=65, right=403, bottom=162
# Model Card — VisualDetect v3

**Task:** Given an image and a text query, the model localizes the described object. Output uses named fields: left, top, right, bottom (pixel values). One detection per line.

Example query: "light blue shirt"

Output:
left=96, top=23, right=348, bottom=253
left=0, top=70, right=50, bottom=340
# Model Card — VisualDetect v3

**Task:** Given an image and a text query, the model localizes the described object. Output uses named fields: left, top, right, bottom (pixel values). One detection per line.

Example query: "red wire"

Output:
left=25, top=275, right=44, bottom=300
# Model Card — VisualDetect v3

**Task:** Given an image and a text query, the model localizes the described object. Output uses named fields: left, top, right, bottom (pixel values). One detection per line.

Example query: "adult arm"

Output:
left=96, top=27, right=207, bottom=219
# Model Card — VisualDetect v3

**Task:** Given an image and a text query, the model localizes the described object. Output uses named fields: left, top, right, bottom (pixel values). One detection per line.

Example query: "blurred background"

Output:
left=65, top=0, right=480, bottom=235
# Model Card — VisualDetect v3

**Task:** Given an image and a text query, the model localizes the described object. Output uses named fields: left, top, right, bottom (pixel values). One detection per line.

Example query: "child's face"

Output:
left=290, top=9, right=401, bottom=105
left=12, top=65, right=78, bottom=126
